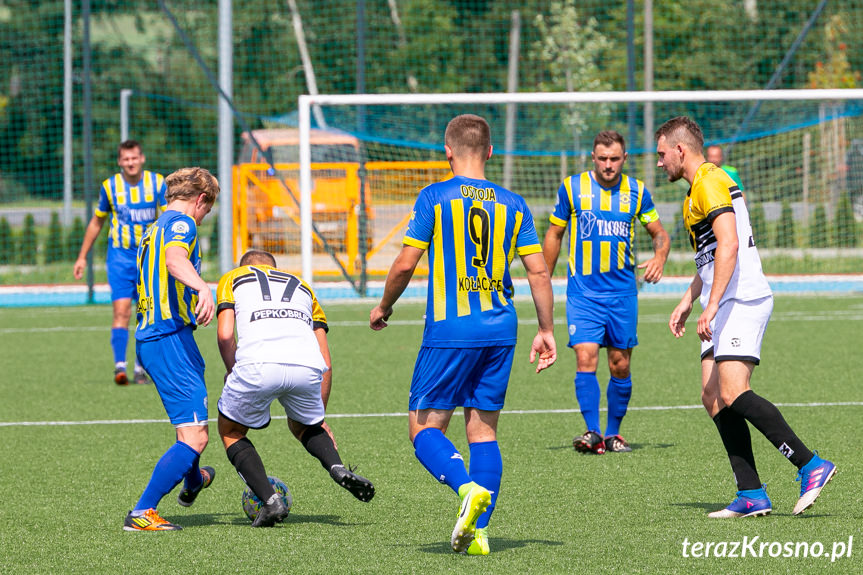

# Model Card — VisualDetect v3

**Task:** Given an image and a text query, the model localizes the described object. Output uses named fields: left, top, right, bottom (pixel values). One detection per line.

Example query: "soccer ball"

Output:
left=242, top=476, right=293, bottom=521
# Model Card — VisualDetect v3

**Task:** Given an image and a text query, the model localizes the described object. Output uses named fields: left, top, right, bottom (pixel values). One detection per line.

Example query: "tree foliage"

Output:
left=2, top=0, right=863, bottom=201
left=810, top=203, right=829, bottom=248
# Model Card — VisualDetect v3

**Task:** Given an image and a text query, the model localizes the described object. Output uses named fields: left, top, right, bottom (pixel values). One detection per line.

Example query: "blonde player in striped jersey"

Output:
left=543, top=131, right=670, bottom=455
left=124, top=167, right=219, bottom=532
left=216, top=250, right=374, bottom=528
left=73, top=140, right=166, bottom=386
left=656, top=116, right=835, bottom=518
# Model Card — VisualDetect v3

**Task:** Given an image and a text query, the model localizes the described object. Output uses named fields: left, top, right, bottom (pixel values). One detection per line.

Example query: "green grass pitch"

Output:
left=0, top=295, right=861, bottom=574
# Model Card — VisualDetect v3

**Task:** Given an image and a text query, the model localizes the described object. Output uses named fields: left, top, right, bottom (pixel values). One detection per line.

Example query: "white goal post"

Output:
left=298, top=89, right=863, bottom=285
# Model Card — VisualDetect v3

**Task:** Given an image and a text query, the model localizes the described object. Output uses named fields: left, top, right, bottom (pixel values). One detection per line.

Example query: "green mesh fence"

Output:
left=1, top=0, right=863, bottom=303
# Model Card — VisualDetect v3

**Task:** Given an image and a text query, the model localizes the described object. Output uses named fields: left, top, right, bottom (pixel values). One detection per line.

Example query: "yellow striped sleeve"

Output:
left=549, top=214, right=568, bottom=227
left=552, top=175, right=574, bottom=229
left=516, top=243, right=542, bottom=256
left=403, top=236, right=429, bottom=249
left=307, top=279, right=328, bottom=325
left=165, top=240, right=192, bottom=254
left=94, top=181, right=109, bottom=217
left=216, top=270, right=236, bottom=306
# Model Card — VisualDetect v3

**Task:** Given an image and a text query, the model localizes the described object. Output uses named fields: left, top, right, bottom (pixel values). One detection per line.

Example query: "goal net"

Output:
left=240, top=89, right=863, bottom=291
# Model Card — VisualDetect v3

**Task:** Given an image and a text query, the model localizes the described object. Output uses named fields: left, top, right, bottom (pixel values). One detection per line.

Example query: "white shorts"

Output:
left=700, top=295, right=773, bottom=365
left=218, top=362, right=326, bottom=429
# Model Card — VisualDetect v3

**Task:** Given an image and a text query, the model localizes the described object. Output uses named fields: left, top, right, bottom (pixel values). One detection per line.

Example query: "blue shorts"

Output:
left=136, top=326, right=208, bottom=426
left=566, top=293, right=638, bottom=349
left=409, top=346, right=515, bottom=411
left=107, top=247, right=138, bottom=302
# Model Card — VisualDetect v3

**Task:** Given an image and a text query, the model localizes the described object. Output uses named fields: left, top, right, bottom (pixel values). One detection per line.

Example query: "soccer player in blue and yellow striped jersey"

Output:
left=73, top=140, right=167, bottom=385
left=370, top=114, right=556, bottom=555
left=124, top=167, right=220, bottom=532
left=543, top=131, right=670, bottom=455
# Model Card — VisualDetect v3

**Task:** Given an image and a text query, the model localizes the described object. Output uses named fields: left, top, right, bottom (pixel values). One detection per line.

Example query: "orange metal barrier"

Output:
left=233, top=161, right=451, bottom=276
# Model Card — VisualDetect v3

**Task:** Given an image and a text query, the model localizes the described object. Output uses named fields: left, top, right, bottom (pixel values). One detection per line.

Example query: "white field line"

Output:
left=2, top=401, right=861, bottom=428
left=3, top=308, right=863, bottom=334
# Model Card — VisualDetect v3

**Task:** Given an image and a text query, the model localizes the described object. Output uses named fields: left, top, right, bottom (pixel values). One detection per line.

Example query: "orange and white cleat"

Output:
left=123, top=509, right=182, bottom=531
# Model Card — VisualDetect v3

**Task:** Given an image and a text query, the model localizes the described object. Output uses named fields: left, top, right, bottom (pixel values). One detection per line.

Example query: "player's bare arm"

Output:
left=541, top=223, right=566, bottom=277
left=370, top=245, right=425, bottom=330
left=216, top=306, right=237, bottom=374
left=637, top=220, right=670, bottom=284
left=521, top=251, right=556, bottom=373
left=73, top=214, right=107, bottom=279
left=313, top=326, right=338, bottom=448
left=697, top=212, right=738, bottom=341
left=165, top=245, right=215, bottom=326
left=314, top=327, right=333, bottom=409
left=670, top=274, right=702, bottom=338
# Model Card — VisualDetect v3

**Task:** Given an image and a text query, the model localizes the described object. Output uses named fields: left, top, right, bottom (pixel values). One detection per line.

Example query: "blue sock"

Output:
left=110, top=328, right=128, bottom=365
left=469, top=441, right=502, bottom=529
left=575, top=371, right=601, bottom=433
left=413, top=428, right=472, bottom=495
left=605, top=375, right=633, bottom=437
left=183, top=454, right=203, bottom=493
left=133, top=441, right=199, bottom=512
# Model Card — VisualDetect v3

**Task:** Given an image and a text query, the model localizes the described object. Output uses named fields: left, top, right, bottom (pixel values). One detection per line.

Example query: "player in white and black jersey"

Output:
left=216, top=250, right=374, bottom=527
left=655, top=116, right=836, bottom=519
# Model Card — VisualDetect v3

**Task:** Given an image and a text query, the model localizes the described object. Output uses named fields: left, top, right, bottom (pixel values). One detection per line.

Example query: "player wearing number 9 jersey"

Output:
left=370, top=114, right=556, bottom=555
left=216, top=250, right=374, bottom=528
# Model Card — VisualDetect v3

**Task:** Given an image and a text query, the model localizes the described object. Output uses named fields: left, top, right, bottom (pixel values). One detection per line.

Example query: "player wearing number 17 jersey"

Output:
left=370, top=114, right=556, bottom=555
left=215, top=250, right=374, bottom=528
left=657, top=116, right=835, bottom=519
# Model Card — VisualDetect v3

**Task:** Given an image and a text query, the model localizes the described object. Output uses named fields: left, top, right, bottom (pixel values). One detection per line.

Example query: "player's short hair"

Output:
left=239, top=249, right=276, bottom=267
left=593, top=130, right=626, bottom=153
left=654, top=116, right=705, bottom=152
left=165, top=167, right=220, bottom=204
left=117, top=140, right=142, bottom=157
left=445, top=114, right=491, bottom=160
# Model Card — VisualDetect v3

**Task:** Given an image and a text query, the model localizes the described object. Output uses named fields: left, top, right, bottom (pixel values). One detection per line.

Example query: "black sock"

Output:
left=300, top=424, right=342, bottom=471
left=713, top=408, right=761, bottom=490
left=226, top=437, right=275, bottom=501
left=730, top=390, right=814, bottom=468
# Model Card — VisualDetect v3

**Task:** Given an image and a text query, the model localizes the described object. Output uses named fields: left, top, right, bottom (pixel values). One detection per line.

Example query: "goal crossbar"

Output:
left=297, top=89, right=863, bottom=284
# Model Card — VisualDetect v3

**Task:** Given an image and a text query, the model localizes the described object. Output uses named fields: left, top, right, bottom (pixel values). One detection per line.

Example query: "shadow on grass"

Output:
left=417, top=538, right=564, bottom=555
left=177, top=512, right=360, bottom=527
left=671, top=502, right=833, bottom=518
left=670, top=501, right=727, bottom=512
left=546, top=442, right=675, bottom=452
